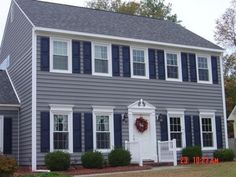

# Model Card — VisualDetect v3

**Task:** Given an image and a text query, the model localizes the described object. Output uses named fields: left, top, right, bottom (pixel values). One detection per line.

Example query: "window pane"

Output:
left=95, top=45, right=107, bottom=59
left=133, top=50, right=144, bottom=62
left=167, top=53, right=178, bottom=79
left=202, top=118, right=213, bottom=147
left=199, top=69, right=209, bottom=81
left=167, top=66, right=178, bottom=78
left=53, top=55, right=68, bottom=70
left=203, top=133, right=213, bottom=147
left=53, top=41, right=67, bottom=56
left=198, top=57, right=208, bottom=69
left=96, top=132, right=110, bottom=149
left=167, top=53, right=177, bottom=65
left=133, top=63, right=145, bottom=76
left=95, top=59, right=108, bottom=73
left=54, top=115, right=68, bottom=131
left=198, top=57, right=209, bottom=81
left=170, top=117, right=182, bottom=147
left=171, top=133, right=182, bottom=148
left=54, top=132, right=69, bottom=150
left=96, top=116, right=109, bottom=131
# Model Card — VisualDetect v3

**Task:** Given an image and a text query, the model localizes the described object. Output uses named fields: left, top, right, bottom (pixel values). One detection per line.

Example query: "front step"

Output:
left=143, top=160, right=174, bottom=167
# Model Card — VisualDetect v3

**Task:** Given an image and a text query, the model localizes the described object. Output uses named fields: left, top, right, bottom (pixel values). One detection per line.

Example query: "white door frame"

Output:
left=0, top=115, right=4, bottom=153
left=128, top=99, right=157, bottom=162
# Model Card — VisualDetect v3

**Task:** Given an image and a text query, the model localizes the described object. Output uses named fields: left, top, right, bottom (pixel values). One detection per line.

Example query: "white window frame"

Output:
left=92, top=42, right=112, bottom=77
left=50, top=38, right=72, bottom=74
left=199, top=111, right=217, bottom=150
left=130, top=47, right=149, bottom=79
left=49, top=104, right=74, bottom=153
left=93, top=106, right=114, bottom=153
left=0, top=116, right=4, bottom=154
left=196, top=54, right=212, bottom=84
left=167, top=109, right=186, bottom=150
left=165, top=51, right=182, bottom=82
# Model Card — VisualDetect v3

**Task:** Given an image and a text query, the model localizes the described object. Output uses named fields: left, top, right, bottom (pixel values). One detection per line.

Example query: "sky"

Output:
left=0, top=0, right=232, bottom=45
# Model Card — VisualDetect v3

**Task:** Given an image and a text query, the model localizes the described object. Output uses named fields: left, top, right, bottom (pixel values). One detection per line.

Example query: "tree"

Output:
left=86, top=0, right=180, bottom=23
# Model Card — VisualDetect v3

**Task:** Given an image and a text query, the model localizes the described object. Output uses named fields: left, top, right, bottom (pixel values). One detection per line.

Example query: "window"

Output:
left=131, top=48, right=148, bottom=79
left=50, top=105, right=73, bottom=153
left=93, top=106, right=114, bottom=152
left=165, top=52, right=182, bottom=81
left=0, top=56, right=10, bottom=70
left=92, top=43, right=112, bottom=76
left=197, top=56, right=212, bottom=83
left=200, top=112, right=216, bottom=150
left=167, top=110, right=185, bottom=149
left=50, top=38, right=72, bottom=73
left=0, top=116, right=3, bottom=154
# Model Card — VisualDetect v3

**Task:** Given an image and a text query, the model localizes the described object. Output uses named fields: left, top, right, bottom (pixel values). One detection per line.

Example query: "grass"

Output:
left=98, top=162, right=236, bottom=177
left=19, top=173, right=70, bottom=177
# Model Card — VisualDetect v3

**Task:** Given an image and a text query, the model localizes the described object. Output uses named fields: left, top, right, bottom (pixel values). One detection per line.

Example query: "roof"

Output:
left=15, top=0, right=223, bottom=51
left=228, top=106, right=236, bottom=121
left=0, top=70, right=19, bottom=105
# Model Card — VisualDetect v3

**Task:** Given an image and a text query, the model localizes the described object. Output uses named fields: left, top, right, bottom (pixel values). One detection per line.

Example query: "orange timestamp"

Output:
left=180, top=156, right=219, bottom=165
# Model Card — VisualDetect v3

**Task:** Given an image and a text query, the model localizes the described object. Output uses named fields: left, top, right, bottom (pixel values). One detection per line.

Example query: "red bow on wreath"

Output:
left=135, top=117, right=148, bottom=133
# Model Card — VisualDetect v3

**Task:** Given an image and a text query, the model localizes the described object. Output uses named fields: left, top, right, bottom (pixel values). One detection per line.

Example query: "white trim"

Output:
left=199, top=112, right=217, bottom=151
left=167, top=109, right=186, bottom=150
left=196, top=54, right=213, bottom=84
left=50, top=37, right=72, bottom=73
left=12, top=0, right=35, bottom=27
left=50, top=106, right=73, bottom=153
left=34, top=27, right=224, bottom=53
left=31, top=28, right=37, bottom=171
left=6, top=69, right=21, bottom=104
left=165, top=51, right=182, bottom=82
left=92, top=106, right=114, bottom=153
left=92, top=42, right=112, bottom=77
left=0, top=104, right=20, bottom=107
left=220, top=55, right=229, bottom=148
left=130, top=47, right=149, bottom=79
left=0, top=116, right=4, bottom=154
left=49, top=104, right=74, bottom=112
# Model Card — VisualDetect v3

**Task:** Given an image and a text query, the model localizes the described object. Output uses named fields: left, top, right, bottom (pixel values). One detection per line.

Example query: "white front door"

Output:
left=133, top=114, right=153, bottom=160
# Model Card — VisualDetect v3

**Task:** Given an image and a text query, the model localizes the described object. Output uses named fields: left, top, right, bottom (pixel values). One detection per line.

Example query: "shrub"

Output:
left=108, top=149, right=131, bottom=167
left=213, top=149, right=234, bottom=162
left=44, top=151, right=70, bottom=171
left=182, top=146, right=202, bottom=162
left=81, top=151, right=104, bottom=169
left=0, top=155, right=17, bottom=177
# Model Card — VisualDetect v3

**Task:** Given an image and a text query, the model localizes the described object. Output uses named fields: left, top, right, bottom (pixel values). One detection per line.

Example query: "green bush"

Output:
left=108, top=149, right=131, bottom=167
left=213, top=149, right=234, bottom=162
left=81, top=151, right=104, bottom=169
left=20, top=173, right=70, bottom=177
left=182, top=146, right=202, bottom=162
left=45, top=151, right=70, bottom=171
left=0, top=155, right=17, bottom=177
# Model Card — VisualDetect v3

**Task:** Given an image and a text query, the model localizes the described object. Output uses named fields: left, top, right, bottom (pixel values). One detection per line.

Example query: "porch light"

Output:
left=122, top=112, right=128, bottom=122
left=158, top=114, right=164, bottom=122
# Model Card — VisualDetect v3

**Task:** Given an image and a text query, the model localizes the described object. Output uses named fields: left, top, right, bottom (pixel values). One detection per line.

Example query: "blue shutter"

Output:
left=40, top=112, right=50, bottom=153
left=185, top=115, right=192, bottom=146
left=3, top=118, right=12, bottom=154
left=160, top=115, right=168, bottom=141
left=40, top=37, right=50, bottom=71
left=193, top=115, right=201, bottom=146
left=114, top=114, right=122, bottom=148
left=189, top=53, right=197, bottom=82
left=149, top=49, right=156, bottom=79
left=72, top=40, right=80, bottom=73
left=112, top=45, right=120, bottom=76
left=84, top=113, right=93, bottom=151
left=211, top=56, right=219, bottom=84
left=83, top=41, right=92, bottom=74
left=181, top=53, right=189, bottom=82
left=73, top=113, right=82, bottom=152
left=122, top=46, right=130, bottom=77
left=215, top=116, right=223, bottom=148
left=157, top=50, right=165, bottom=80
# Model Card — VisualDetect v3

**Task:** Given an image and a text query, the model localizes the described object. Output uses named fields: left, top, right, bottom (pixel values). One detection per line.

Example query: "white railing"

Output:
left=125, top=141, right=143, bottom=166
left=158, top=139, right=177, bottom=166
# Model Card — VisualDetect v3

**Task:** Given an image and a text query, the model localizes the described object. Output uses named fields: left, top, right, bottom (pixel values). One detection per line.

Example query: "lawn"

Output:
left=96, top=162, right=236, bottom=177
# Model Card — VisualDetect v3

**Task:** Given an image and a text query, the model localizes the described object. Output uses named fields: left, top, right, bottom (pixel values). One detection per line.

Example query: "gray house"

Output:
left=0, top=0, right=228, bottom=171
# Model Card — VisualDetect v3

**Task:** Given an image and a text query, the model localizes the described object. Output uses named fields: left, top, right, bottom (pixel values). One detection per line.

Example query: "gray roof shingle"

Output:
left=0, top=70, right=19, bottom=105
left=16, top=0, right=222, bottom=50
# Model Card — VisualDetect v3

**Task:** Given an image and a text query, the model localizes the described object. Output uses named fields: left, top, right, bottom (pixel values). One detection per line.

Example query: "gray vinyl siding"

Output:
left=0, top=2, right=33, bottom=165
left=0, top=110, right=19, bottom=161
left=36, top=36, right=224, bottom=165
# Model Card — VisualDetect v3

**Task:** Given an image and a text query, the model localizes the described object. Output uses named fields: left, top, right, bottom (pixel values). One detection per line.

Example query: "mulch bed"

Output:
left=15, top=165, right=152, bottom=176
